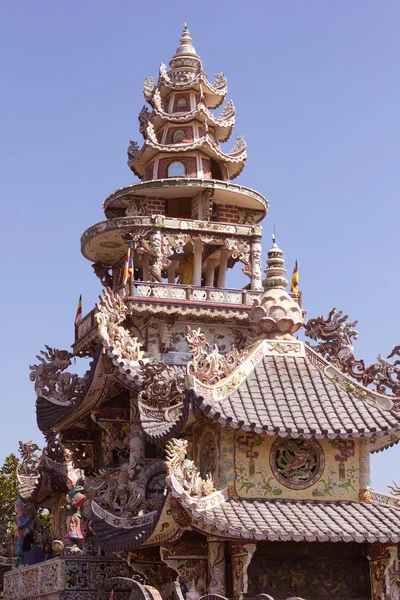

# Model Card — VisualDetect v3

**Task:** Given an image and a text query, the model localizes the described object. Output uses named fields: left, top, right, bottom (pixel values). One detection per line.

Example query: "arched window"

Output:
left=146, top=472, right=166, bottom=497
left=167, top=161, right=186, bottom=178
left=172, top=129, right=187, bottom=142
left=176, top=96, right=188, bottom=108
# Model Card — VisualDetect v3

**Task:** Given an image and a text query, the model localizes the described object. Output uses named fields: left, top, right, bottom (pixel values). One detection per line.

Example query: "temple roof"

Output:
left=186, top=497, right=400, bottom=543
left=189, top=341, right=399, bottom=439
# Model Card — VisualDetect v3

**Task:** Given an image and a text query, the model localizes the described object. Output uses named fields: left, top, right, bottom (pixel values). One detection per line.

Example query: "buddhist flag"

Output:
left=290, top=260, right=299, bottom=296
left=122, top=242, right=134, bottom=285
left=74, top=295, right=82, bottom=324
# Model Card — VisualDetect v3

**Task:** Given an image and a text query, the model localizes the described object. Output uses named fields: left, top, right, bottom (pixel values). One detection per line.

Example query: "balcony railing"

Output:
left=132, top=281, right=263, bottom=306
left=3, top=555, right=130, bottom=600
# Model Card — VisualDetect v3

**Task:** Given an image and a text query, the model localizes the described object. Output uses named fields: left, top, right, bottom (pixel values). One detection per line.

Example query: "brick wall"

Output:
left=173, top=94, right=190, bottom=112
left=147, top=197, right=166, bottom=215
left=157, top=157, right=198, bottom=179
left=219, top=204, right=239, bottom=224
left=144, top=161, right=155, bottom=181
left=165, top=126, right=194, bottom=144
left=202, top=158, right=212, bottom=179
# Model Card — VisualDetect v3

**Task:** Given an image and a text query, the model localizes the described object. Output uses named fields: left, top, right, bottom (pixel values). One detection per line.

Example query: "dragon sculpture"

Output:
left=138, top=361, right=185, bottom=409
left=305, top=307, right=400, bottom=397
left=186, top=326, right=248, bottom=385
left=95, top=287, right=144, bottom=364
left=29, top=345, right=89, bottom=405
left=165, top=438, right=216, bottom=497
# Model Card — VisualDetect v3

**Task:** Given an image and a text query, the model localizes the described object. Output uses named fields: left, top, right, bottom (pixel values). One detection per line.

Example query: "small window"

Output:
left=167, top=161, right=186, bottom=178
left=176, top=96, right=188, bottom=108
left=173, top=129, right=187, bottom=142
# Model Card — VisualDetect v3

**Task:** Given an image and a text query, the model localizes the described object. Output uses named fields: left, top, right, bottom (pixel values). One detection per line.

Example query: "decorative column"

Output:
left=205, top=260, right=216, bottom=287
left=368, top=543, right=398, bottom=600
left=230, top=542, right=257, bottom=600
left=149, top=230, right=163, bottom=283
left=207, top=537, right=226, bottom=596
left=359, top=437, right=371, bottom=494
left=193, top=239, right=203, bottom=286
left=250, top=239, right=263, bottom=291
left=217, top=250, right=229, bottom=288
left=129, top=397, right=145, bottom=497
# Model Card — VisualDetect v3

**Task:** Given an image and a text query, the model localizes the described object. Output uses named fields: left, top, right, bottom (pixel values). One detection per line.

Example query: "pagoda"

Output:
left=5, top=26, right=400, bottom=600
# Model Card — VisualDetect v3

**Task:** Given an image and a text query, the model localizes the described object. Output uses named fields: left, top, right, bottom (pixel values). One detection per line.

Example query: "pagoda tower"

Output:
left=81, top=24, right=267, bottom=302
left=5, top=25, right=400, bottom=600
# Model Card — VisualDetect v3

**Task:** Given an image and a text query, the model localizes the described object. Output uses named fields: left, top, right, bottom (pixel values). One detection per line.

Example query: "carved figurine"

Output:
left=65, top=475, right=86, bottom=542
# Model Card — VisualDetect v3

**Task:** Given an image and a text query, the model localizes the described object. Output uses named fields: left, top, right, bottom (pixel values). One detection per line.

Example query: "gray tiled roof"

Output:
left=192, top=356, right=399, bottom=437
left=189, top=498, right=400, bottom=543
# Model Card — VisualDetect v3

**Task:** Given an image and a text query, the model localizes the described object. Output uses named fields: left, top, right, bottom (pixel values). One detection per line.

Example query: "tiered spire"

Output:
left=168, top=25, right=202, bottom=82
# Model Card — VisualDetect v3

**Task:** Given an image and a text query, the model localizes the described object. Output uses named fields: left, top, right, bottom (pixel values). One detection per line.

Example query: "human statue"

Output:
left=178, top=242, right=195, bottom=285
left=62, top=447, right=86, bottom=550
left=14, top=497, right=35, bottom=567
left=65, top=475, right=86, bottom=542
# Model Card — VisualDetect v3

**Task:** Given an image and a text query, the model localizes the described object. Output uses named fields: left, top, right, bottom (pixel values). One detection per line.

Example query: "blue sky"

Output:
left=0, top=1, right=399, bottom=491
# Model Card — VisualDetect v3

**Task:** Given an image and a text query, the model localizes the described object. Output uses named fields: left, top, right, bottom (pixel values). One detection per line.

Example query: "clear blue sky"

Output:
left=1, top=1, right=399, bottom=491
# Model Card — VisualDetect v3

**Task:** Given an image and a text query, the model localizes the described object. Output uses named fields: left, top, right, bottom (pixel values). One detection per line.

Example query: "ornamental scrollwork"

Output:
left=229, top=135, right=246, bottom=155
left=29, top=346, right=89, bottom=405
left=166, top=438, right=216, bottom=497
left=213, top=72, right=227, bottom=90
left=127, top=140, right=140, bottom=167
left=219, top=99, right=235, bottom=120
left=138, top=105, right=151, bottom=134
left=92, top=261, right=113, bottom=287
left=95, top=287, right=144, bottom=364
left=18, top=441, right=41, bottom=477
left=186, top=326, right=248, bottom=385
left=305, top=307, right=400, bottom=397
left=224, top=238, right=251, bottom=278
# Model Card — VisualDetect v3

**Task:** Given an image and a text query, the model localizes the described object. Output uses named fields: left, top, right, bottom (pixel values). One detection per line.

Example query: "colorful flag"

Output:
left=74, top=295, right=82, bottom=324
left=122, top=242, right=134, bottom=285
left=290, top=260, right=299, bottom=296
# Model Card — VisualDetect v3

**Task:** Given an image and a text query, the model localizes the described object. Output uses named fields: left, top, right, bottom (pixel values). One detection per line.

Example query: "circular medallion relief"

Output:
left=270, top=439, right=324, bottom=490
left=199, top=432, right=217, bottom=480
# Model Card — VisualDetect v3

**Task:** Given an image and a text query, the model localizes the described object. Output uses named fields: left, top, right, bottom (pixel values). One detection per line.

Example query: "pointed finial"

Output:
left=169, top=25, right=202, bottom=81
left=262, top=237, right=288, bottom=290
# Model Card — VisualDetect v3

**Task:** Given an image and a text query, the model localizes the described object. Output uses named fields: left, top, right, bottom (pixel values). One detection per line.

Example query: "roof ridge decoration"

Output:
left=165, top=438, right=227, bottom=510
left=305, top=307, right=400, bottom=401
left=30, top=345, right=90, bottom=407
left=137, top=360, right=188, bottom=442
left=95, top=287, right=145, bottom=367
left=186, top=326, right=248, bottom=385
left=189, top=338, right=304, bottom=404
left=249, top=237, right=303, bottom=341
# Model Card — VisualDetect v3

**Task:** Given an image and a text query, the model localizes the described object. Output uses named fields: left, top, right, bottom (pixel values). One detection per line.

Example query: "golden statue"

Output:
left=178, top=243, right=195, bottom=285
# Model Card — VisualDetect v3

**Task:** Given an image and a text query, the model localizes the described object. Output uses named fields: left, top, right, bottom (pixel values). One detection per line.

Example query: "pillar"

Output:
left=368, top=542, right=398, bottom=600
left=205, top=260, right=216, bottom=287
left=250, top=239, right=263, bottom=291
left=207, top=537, right=226, bottom=596
left=217, top=250, right=229, bottom=288
left=193, top=239, right=203, bottom=287
left=129, top=397, right=145, bottom=497
left=359, top=437, right=371, bottom=491
left=230, top=542, right=257, bottom=600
